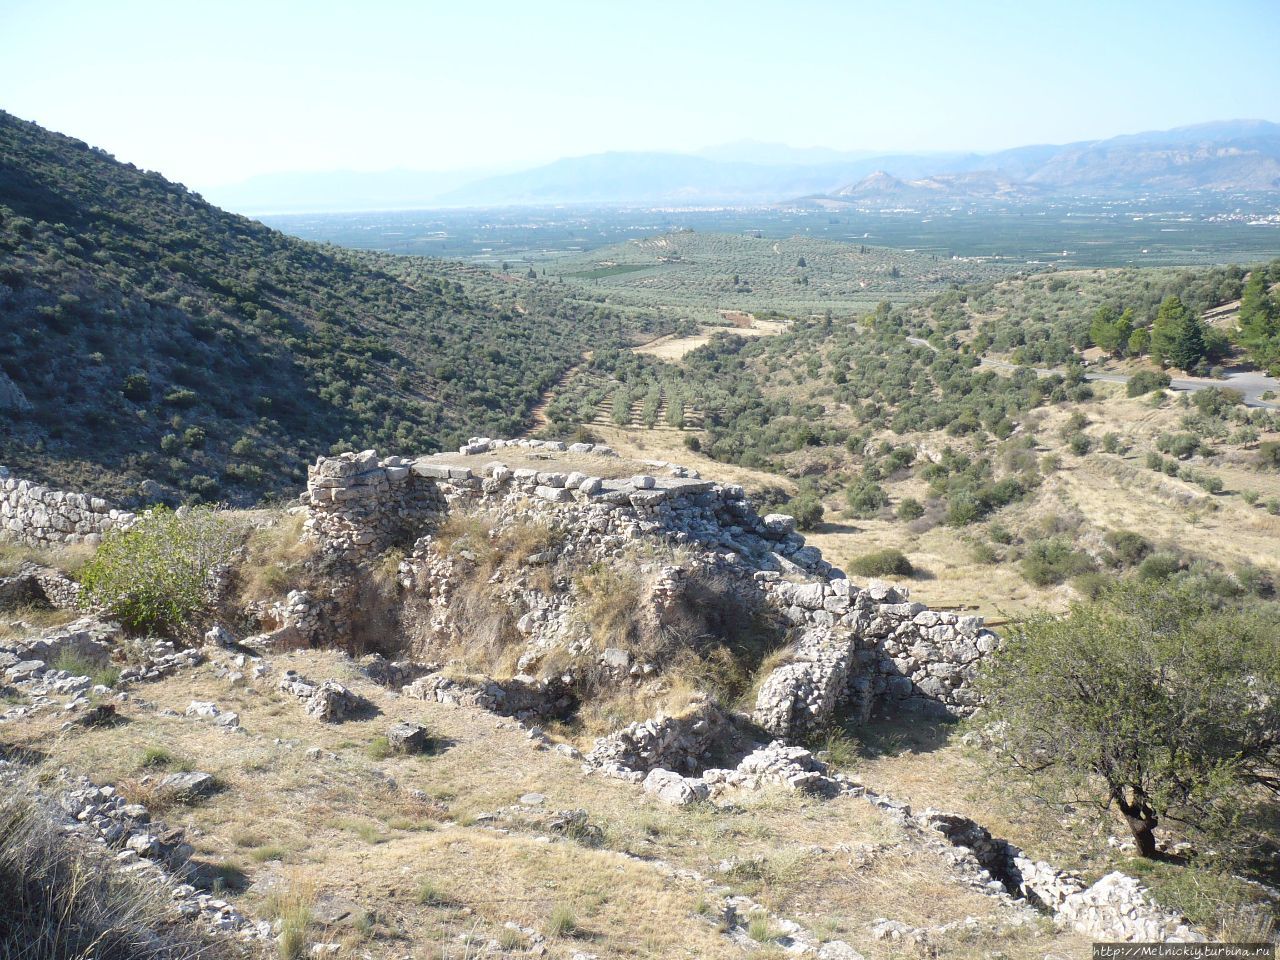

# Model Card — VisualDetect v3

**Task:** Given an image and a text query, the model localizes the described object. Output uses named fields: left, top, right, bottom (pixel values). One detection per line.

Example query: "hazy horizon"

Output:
left=4, top=0, right=1278, bottom=195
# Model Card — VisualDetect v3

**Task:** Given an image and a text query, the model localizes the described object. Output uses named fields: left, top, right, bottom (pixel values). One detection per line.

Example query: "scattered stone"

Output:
left=642, top=768, right=708, bottom=806
left=157, top=771, right=219, bottom=800
left=386, top=721, right=430, bottom=754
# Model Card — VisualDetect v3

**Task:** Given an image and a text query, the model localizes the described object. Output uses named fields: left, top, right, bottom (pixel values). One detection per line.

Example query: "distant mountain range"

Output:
left=206, top=120, right=1280, bottom=213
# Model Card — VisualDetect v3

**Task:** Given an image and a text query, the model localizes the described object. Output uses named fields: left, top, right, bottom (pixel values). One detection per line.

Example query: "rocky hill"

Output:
left=0, top=112, right=666, bottom=506
left=816, top=120, right=1280, bottom=204
left=2, top=438, right=1259, bottom=958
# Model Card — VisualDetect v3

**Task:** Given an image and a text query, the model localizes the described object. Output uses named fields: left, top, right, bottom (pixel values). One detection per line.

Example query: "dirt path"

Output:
left=525, top=353, right=591, bottom=432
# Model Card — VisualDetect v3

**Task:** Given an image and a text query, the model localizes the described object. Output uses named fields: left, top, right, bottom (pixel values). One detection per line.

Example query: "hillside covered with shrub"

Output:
left=0, top=111, right=666, bottom=504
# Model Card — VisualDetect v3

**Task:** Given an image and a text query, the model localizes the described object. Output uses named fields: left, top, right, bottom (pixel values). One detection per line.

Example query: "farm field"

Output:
left=263, top=198, right=1280, bottom=271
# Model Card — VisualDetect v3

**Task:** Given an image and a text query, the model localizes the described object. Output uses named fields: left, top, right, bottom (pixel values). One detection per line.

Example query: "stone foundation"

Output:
left=301, top=443, right=1003, bottom=723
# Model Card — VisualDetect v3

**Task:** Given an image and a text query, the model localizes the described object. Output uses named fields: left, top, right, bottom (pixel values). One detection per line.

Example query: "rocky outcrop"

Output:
left=1057, top=872, right=1205, bottom=942
left=918, top=809, right=1205, bottom=943
left=0, top=466, right=135, bottom=547
left=0, top=765, right=271, bottom=942
left=277, top=670, right=369, bottom=721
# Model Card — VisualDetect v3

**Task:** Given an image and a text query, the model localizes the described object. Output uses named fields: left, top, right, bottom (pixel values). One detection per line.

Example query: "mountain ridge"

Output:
left=205, top=120, right=1280, bottom=212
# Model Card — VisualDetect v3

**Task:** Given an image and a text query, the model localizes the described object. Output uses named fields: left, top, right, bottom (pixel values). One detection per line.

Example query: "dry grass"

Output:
left=0, top=647, right=1096, bottom=958
left=0, top=540, right=95, bottom=578
left=573, top=563, right=647, bottom=652
left=238, top=511, right=315, bottom=603
left=0, top=604, right=84, bottom=641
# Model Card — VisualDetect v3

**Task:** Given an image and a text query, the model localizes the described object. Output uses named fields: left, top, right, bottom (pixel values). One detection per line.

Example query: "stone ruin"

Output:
left=296, top=443, right=1001, bottom=731
left=0, top=465, right=136, bottom=547
left=0, top=443, right=1217, bottom=947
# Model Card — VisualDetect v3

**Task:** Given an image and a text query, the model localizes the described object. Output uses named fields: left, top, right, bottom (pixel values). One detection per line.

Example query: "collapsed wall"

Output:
left=300, top=442, right=1002, bottom=727
left=0, top=467, right=135, bottom=547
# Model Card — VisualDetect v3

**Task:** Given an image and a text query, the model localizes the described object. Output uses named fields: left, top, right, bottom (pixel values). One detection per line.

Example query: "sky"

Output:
left=3, top=0, right=1278, bottom=192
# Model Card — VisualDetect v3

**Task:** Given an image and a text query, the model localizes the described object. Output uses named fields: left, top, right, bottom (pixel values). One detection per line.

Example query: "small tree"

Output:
left=1151, top=295, right=1206, bottom=371
left=79, top=506, right=241, bottom=637
left=979, top=582, right=1280, bottom=860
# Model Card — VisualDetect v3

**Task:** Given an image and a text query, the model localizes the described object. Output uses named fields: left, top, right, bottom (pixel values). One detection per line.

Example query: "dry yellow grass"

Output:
left=1, top=648, right=1092, bottom=958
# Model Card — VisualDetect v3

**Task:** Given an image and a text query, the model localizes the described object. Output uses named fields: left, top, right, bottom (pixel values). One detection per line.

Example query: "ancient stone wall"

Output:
left=301, top=451, right=448, bottom=561
left=302, top=442, right=1002, bottom=725
left=0, top=467, right=135, bottom=547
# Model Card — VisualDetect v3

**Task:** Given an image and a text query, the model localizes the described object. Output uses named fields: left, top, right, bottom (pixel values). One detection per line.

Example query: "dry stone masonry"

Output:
left=303, top=441, right=1001, bottom=726
left=0, top=466, right=135, bottom=547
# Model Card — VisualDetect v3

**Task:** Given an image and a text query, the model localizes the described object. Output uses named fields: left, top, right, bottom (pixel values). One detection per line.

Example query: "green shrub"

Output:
left=1157, top=432, right=1200, bottom=460
left=120, top=372, right=151, bottom=401
left=897, top=498, right=925, bottom=521
left=1126, top=369, right=1171, bottom=397
left=78, top=506, right=240, bottom=636
left=785, top=493, right=825, bottom=531
left=1259, top=441, right=1280, bottom=470
left=1066, top=432, right=1092, bottom=456
left=1137, top=552, right=1183, bottom=582
left=1019, top=536, right=1096, bottom=586
left=844, top=479, right=886, bottom=518
left=970, top=542, right=999, bottom=565
left=988, top=522, right=1014, bottom=545
left=1105, top=530, right=1153, bottom=566
left=163, top=389, right=199, bottom=408
left=849, top=548, right=913, bottom=578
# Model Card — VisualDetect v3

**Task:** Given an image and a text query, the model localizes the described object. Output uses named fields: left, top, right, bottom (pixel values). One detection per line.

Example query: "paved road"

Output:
left=904, top=336, right=1280, bottom=410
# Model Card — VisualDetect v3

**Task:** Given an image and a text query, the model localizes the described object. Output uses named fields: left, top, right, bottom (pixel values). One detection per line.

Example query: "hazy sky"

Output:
left=3, top=0, right=1278, bottom=191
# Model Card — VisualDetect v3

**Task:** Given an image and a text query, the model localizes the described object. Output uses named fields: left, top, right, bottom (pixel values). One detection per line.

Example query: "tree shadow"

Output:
left=836, top=712, right=960, bottom=760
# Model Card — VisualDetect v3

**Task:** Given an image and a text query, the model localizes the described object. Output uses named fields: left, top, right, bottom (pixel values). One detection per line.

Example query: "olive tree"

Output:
left=978, top=582, right=1280, bottom=860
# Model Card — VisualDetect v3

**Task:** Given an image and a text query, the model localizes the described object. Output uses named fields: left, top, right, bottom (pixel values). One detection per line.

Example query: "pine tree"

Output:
left=1238, top=269, right=1278, bottom=371
left=1151, top=295, right=1205, bottom=370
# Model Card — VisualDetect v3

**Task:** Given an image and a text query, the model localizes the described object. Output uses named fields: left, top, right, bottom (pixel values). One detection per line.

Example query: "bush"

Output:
left=163, top=389, right=199, bottom=408
left=849, top=548, right=913, bottom=578
left=1066, top=432, right=1092, bottom=456
left=785, top=493, right=825, bottom=531
left=970, top=542, right=999, bottom=565
left=78, top=506, right=240, bottom=636
left=845, top=479, right=886, bottom=518
left=1104, top=529, right=1153, bottom=566
left=1137, top=552, right=1183, bottom=582
left=1259, top=441, right=1280, bottom=470
left=1019, top=536, right=1096, bottom=586
left=897, top=497, right=925, bottom=521
left=1126, top=369, right=1171, bottom=397
left=120, top=372, right=151, bottom=401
